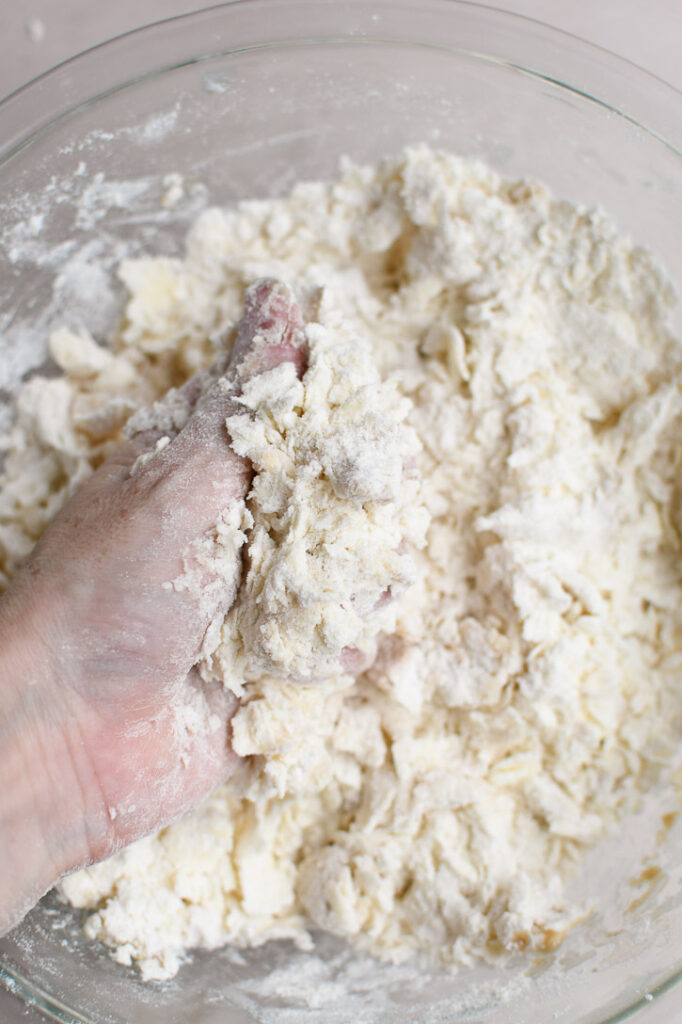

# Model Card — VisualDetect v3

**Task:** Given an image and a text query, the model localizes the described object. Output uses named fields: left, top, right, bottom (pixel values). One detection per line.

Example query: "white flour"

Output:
left=1, top=146, right=681, bottom=983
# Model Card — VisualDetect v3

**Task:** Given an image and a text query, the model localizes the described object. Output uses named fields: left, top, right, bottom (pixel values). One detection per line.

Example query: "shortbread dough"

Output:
left=1, top=147, right=682, bottom=982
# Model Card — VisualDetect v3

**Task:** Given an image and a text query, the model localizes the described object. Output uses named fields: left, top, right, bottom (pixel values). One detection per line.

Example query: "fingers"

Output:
left=88, top=370, right=210, bottom=492
left=170, top=278, right=306, bottom=459
left=88, top=279, right=307, bottom=504
left=136, top=278, right=307, bottom=515
left=231, top=277, right=307, bottom=382
left=141, top=277, right=306, bottom=464
left=340, top=646, right=377, bottom=675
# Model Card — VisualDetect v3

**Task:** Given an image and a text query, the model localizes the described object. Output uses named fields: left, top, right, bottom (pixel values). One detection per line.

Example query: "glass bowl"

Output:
left=0, top=2, right=681, bottom=1022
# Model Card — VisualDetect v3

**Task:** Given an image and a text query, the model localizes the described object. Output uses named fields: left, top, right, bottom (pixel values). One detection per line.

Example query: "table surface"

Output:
left=0, top=0, right=681, bottom=1021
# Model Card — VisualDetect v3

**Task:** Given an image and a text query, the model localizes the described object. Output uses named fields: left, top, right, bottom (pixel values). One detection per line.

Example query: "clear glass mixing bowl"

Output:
left=0, top=2, right=681, bottom=1022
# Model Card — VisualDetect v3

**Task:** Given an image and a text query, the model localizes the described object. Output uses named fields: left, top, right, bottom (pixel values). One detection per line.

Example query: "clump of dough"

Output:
left=209, top=305, right=428, bottom=690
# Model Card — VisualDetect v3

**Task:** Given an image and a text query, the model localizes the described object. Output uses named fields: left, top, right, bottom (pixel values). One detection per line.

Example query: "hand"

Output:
left=0, top=278, right=306, bottom=936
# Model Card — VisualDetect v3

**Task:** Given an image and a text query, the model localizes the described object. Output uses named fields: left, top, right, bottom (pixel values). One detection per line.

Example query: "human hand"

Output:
left=0, top=278, right=306, bottom=935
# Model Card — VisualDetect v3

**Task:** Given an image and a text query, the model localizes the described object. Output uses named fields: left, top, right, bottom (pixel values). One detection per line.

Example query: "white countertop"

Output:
left=0, top=1, right=680, bottom=1022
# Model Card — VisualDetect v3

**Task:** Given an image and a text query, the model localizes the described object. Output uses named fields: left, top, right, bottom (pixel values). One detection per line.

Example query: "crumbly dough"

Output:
left=2, top=147, right=682, bottom=982
left=124, top=290, right=428, bottom=688
left=215, top=311, right=428, bottom=688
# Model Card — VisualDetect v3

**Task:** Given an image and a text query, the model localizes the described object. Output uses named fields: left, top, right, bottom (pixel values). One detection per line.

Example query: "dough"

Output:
left=2, top=146, right=681, bottom=982
left=215, top=303, right=428, bottom=689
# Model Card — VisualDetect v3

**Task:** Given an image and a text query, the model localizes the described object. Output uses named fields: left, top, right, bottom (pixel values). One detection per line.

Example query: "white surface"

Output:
left=0, top=0, right=681, bottom=1021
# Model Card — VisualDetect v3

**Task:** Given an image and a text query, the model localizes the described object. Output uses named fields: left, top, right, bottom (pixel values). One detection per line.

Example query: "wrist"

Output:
left=0, top=698, right=90, bottom=931
left=0, top=585, right=107, bottom=934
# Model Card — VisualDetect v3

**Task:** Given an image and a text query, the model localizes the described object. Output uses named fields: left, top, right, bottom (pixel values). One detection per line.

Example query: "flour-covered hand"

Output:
left=0, top=279, right=306, bottom=936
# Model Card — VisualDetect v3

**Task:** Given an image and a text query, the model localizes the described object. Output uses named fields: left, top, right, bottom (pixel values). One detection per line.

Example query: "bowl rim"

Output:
left=0, top=0, right=680, bottom=165
left=0, top=2, right=680, bottom=1023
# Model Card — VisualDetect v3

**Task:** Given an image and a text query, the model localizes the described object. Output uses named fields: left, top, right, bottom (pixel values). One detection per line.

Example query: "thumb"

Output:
left=169, top=277, right=307, bottom=465
left=86, top=278, right=307, bottom=501
left=132, top=278, right=307, bottom=521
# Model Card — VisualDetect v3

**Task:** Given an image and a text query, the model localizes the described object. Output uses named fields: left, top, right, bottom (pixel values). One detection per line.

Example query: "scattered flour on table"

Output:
left=1, top=146, right=682, bottom=984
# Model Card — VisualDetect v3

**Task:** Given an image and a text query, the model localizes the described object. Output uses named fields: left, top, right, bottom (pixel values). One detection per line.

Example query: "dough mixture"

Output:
left=1, top=147, right=681, bottom=981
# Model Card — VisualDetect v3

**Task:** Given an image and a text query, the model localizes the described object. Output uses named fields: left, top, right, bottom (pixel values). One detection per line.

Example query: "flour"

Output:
left=2, top=146, right=682, bottom=983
